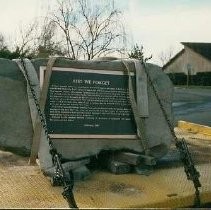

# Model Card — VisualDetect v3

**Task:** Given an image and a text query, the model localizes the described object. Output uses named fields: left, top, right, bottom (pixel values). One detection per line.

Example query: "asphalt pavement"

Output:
left=173, top=87, right=211, bottom=127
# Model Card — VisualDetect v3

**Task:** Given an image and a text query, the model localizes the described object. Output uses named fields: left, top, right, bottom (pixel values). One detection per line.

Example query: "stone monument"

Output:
left=0, top=57, right=174, bottom=175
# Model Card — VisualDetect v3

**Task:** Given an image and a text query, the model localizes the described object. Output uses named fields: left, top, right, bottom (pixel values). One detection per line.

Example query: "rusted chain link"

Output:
left=141, top=61, right=201, bottom=207
left=20, top=58, right=78, bottom=209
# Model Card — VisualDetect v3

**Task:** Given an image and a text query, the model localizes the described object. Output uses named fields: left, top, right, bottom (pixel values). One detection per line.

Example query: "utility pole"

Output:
left=186, top=64, right=191, bottom=88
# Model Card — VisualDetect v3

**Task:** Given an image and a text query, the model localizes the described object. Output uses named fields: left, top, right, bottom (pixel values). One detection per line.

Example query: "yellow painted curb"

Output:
left=178, top=120, right=211, bottom=136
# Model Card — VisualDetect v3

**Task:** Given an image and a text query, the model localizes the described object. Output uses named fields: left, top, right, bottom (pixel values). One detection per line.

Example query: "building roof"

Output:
left=163, top=42, right=211, bottom=70
left=182, top=42, right=211, bottom=60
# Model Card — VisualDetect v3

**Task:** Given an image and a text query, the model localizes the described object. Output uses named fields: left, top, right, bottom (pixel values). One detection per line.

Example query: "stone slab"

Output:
left=0, top=58, right=174, bottom=163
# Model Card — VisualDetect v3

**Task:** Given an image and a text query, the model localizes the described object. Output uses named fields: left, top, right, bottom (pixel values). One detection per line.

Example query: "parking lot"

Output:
left=173, top=87, right=211, bottom=126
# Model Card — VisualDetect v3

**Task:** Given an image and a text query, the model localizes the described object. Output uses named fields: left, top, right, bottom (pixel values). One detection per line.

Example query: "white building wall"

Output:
left=164, top=47, right=211, bottom=75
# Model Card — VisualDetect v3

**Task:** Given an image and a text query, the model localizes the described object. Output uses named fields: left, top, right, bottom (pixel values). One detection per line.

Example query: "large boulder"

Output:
left=0, top=59, right=33, bottom=155
left=0, top=58, right=174, bottom=171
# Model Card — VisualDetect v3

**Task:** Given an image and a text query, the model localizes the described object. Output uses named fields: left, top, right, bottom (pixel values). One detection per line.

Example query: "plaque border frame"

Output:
left=40, top=66, right=137, bottom=140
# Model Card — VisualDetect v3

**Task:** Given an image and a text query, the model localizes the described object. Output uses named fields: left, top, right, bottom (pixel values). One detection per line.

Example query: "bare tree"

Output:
left=0, top=33, right=22, bottom=59
left=14, top=21, right=39, bottom=58
left=0, top=33, right=6, bottom=50
left=36, top=18, right=64, bottom=57
left=50, top=0, right=124, bottom=60
left=13, top=18, right=64, bottom=58
left=159, top=47, right=174, bottom=67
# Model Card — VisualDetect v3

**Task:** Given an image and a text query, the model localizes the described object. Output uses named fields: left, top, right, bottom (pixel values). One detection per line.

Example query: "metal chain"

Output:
left=20, top=58, right=78, bottom=209
left=141, top=61, right=201, bottom=207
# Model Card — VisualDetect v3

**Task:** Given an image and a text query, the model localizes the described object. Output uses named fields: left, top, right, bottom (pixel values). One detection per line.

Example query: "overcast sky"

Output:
left=0, top=0, right=211, bottom=65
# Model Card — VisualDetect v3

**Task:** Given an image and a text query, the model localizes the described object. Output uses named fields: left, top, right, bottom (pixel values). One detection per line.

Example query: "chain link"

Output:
left=20, top=59, right=54, bottom=151
left=20, top=58, right=78, bottom=209
left=142, top=61, right=201, bottom=207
